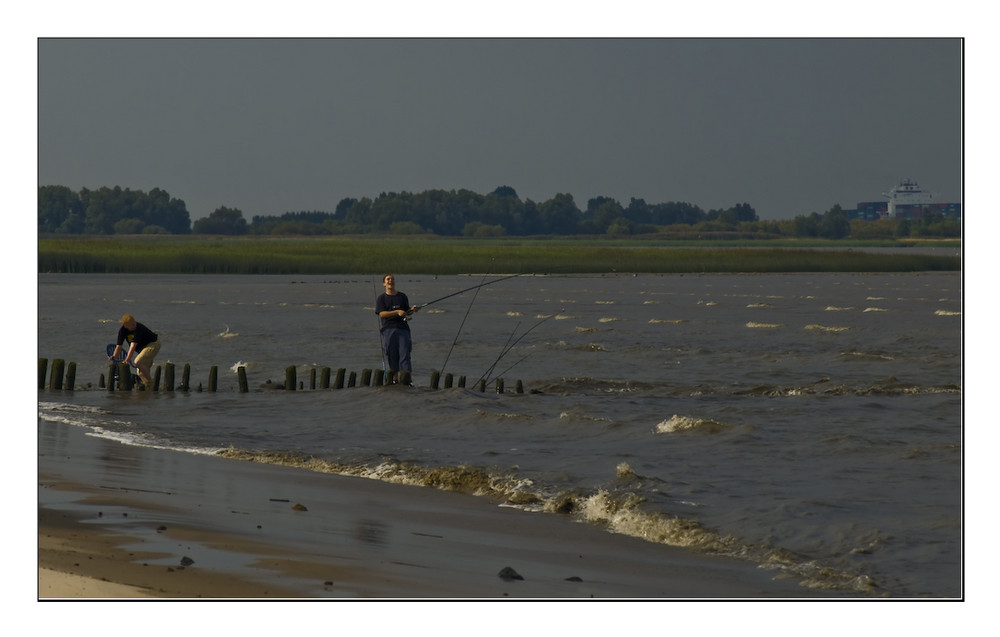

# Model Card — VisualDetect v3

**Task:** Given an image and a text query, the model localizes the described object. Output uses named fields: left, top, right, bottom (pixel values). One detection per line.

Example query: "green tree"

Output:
left=606, top=217, right=633, bottom=236
left=624, top=197, right=651, bottom=225
left=793, top=212, right=821, bottom=237
left=583, top=197, right=624, bottom=234
left=388, top=221, right=426, bottom=235
left=145, top=187, right=191, bottom=234
left=819, top=204, right=850, bottom=239
left=113, top=218, right=146, bottom=234
left=38, top=185, right=84, bottom=233
left=538, top=193, right=581, bottom=234
left=193, top=206, right=248, bottom=235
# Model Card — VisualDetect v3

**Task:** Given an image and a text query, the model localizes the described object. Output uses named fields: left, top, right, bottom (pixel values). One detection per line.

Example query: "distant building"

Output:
left=845, top=179, right=961, bottom=221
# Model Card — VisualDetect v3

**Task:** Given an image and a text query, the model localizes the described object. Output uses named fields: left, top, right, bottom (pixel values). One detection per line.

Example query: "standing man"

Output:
left=375, top=274, right=420, bottom=384
left=109, top=314, right=160, bottom=388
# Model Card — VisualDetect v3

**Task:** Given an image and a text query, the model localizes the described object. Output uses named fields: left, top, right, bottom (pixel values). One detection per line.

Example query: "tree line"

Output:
left=38, top=184, right=960, bottom=239
left=38, top=185, right=192, bottom=235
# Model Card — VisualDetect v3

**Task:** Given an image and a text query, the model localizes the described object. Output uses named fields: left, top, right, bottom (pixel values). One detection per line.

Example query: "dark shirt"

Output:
left=117, top=322, right=158, bottom=351
left=375, top=292, right=411, bottom=332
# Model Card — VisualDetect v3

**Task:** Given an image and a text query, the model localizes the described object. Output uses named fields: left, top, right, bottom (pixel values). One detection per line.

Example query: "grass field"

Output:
left=37, top=235, right=962, bottom=275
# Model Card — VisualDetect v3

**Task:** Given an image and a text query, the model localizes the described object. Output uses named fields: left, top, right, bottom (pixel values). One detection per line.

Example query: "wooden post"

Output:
left=495, top=378, right=504, bottom=394
left=361, top=369, right=372, bottom=386
left=208, top=366, right=218, bottom=392
left=444, top=373, right=453, bottom=389
left=65, top=362, right=77, bottom=391
left=373, top=368, right=385, bottom=387
left=458, top=375, right=466, bottom=388
left=476, top=378, right=486, bottom=393
left=430, top=370, right=440, bottom=390
left=118, top=363, right=133, bottom=391
left=516, top=380, right=524, bottom=394
left=107, top=363, right=117, bottom=391
left=399, top=370, right=412, bottom=386
left=99, top=372, right=106, bottom=389
left=348, top=371, right=357, bottom=388
left=237, top=366, right=249, bottom=393
left=310, top=368, right=317, bottom=390
left=152, top=366, right=161, bottom=392
left=49, top=359, right=65, bottom=390
left=320, top=366, right=331, bottom=389
left=285, top=366, right=296, bottom=391
left=164, top=363, right=175, bottom=391
left=181, top=363, right=191, bottom=391
left=335, top=368, right=345, bottom=389
left=39, top=358, right=48, bottom=389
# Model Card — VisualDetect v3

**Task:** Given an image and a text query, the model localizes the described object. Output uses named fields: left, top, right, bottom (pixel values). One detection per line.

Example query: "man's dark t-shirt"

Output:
left=376, top=292, right=411, bottom=332
left=117, top=322, right=158, bottom=351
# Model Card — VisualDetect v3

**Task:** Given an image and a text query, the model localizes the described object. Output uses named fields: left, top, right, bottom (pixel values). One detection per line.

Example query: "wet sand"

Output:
left=38, top=420, right=833, bottom=599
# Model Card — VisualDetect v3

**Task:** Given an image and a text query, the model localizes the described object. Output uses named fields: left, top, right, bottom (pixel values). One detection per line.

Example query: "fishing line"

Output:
left=372, top=274, right=386, bottom=372
left=439, top=269, right=491, bottom=376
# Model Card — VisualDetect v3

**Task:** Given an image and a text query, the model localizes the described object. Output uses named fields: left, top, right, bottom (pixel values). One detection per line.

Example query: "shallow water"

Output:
left=37, top=271, right=962, bottom=596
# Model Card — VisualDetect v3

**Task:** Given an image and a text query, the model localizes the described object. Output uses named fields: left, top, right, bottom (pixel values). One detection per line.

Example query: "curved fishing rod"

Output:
left=477, top=311, right=557, bottom=387
left=489, top=351, right=534, bottom=385
left=439, top=270, right=490, bottom=375
left=418, top=272, right=524, bottom=309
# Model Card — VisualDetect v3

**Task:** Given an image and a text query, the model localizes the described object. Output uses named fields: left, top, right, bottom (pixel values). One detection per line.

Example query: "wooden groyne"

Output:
left=37, top=358, right=527, bottom=395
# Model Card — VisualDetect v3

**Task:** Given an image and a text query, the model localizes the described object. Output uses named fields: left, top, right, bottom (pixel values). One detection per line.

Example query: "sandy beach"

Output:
left=38, top=419, right=841, bottom=600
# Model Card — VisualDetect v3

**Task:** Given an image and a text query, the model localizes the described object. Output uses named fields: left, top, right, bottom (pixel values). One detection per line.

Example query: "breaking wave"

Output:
left=213, top=447, right=879, bottom=594
left=655, top=414, right=733, bottom=434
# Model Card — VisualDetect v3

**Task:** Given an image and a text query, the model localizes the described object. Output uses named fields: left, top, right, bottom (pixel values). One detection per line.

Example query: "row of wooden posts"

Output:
left=38, top=358, right=526, bottom=394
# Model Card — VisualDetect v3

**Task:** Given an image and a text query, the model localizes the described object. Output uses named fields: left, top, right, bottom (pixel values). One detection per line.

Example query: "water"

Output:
left=37, top=270, right=962, bottom=597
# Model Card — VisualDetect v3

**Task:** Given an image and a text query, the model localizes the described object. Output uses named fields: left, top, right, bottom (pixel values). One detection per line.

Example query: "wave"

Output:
left=38, top=402, right=223, bottom=455
left=804, top=324, right=851, bottom=332
left=211, top=446, right=878, bottom=594
left=528, top=376, right=960, bottom=399
left=839, top=350, right=894, bottom=361
left=729, top=379, right=961, bottom=397
left=536, top=377, right=653, bottom=394
left=655, top=414, right=733, bottom=434
left=38, top=397, right=880, bottom=595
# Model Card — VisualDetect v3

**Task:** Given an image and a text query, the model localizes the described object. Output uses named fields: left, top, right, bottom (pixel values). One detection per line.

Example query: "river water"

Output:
left=37, top=270, right=962, bottom=597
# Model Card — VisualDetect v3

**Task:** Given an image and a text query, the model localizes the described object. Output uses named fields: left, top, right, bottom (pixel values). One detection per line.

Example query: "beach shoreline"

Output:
left=37, top=419, right=838, bottom=600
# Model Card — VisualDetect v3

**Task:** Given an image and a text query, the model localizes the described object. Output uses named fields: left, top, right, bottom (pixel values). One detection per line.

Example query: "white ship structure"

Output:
left=849, top=179, right=959, bottom=221
left=882, top=179, right=935, bottom=219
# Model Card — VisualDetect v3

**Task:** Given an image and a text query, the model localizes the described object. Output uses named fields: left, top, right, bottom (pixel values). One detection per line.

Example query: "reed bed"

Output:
left=38, top=236, right=961, bottom=274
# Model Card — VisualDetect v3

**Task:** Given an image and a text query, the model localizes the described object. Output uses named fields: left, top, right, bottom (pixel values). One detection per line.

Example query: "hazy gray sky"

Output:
left=38, top=37, right=961, bottom=221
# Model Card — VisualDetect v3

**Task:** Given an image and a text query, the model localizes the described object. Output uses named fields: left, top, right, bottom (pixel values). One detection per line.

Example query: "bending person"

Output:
left=109, top=314, right=161, bottom=388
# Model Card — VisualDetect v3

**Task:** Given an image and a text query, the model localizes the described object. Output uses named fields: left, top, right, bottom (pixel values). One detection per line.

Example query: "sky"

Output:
left=36, top=35, right=962, bottom=222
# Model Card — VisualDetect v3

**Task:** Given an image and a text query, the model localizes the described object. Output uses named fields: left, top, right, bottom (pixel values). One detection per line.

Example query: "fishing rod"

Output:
left=489, top=351, right=535, bottom=385
left=419, top=272, right=523, bottom=309
left=440, top=271, right=490, bottom=375
left=477, top=311, right=557, bottom=387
